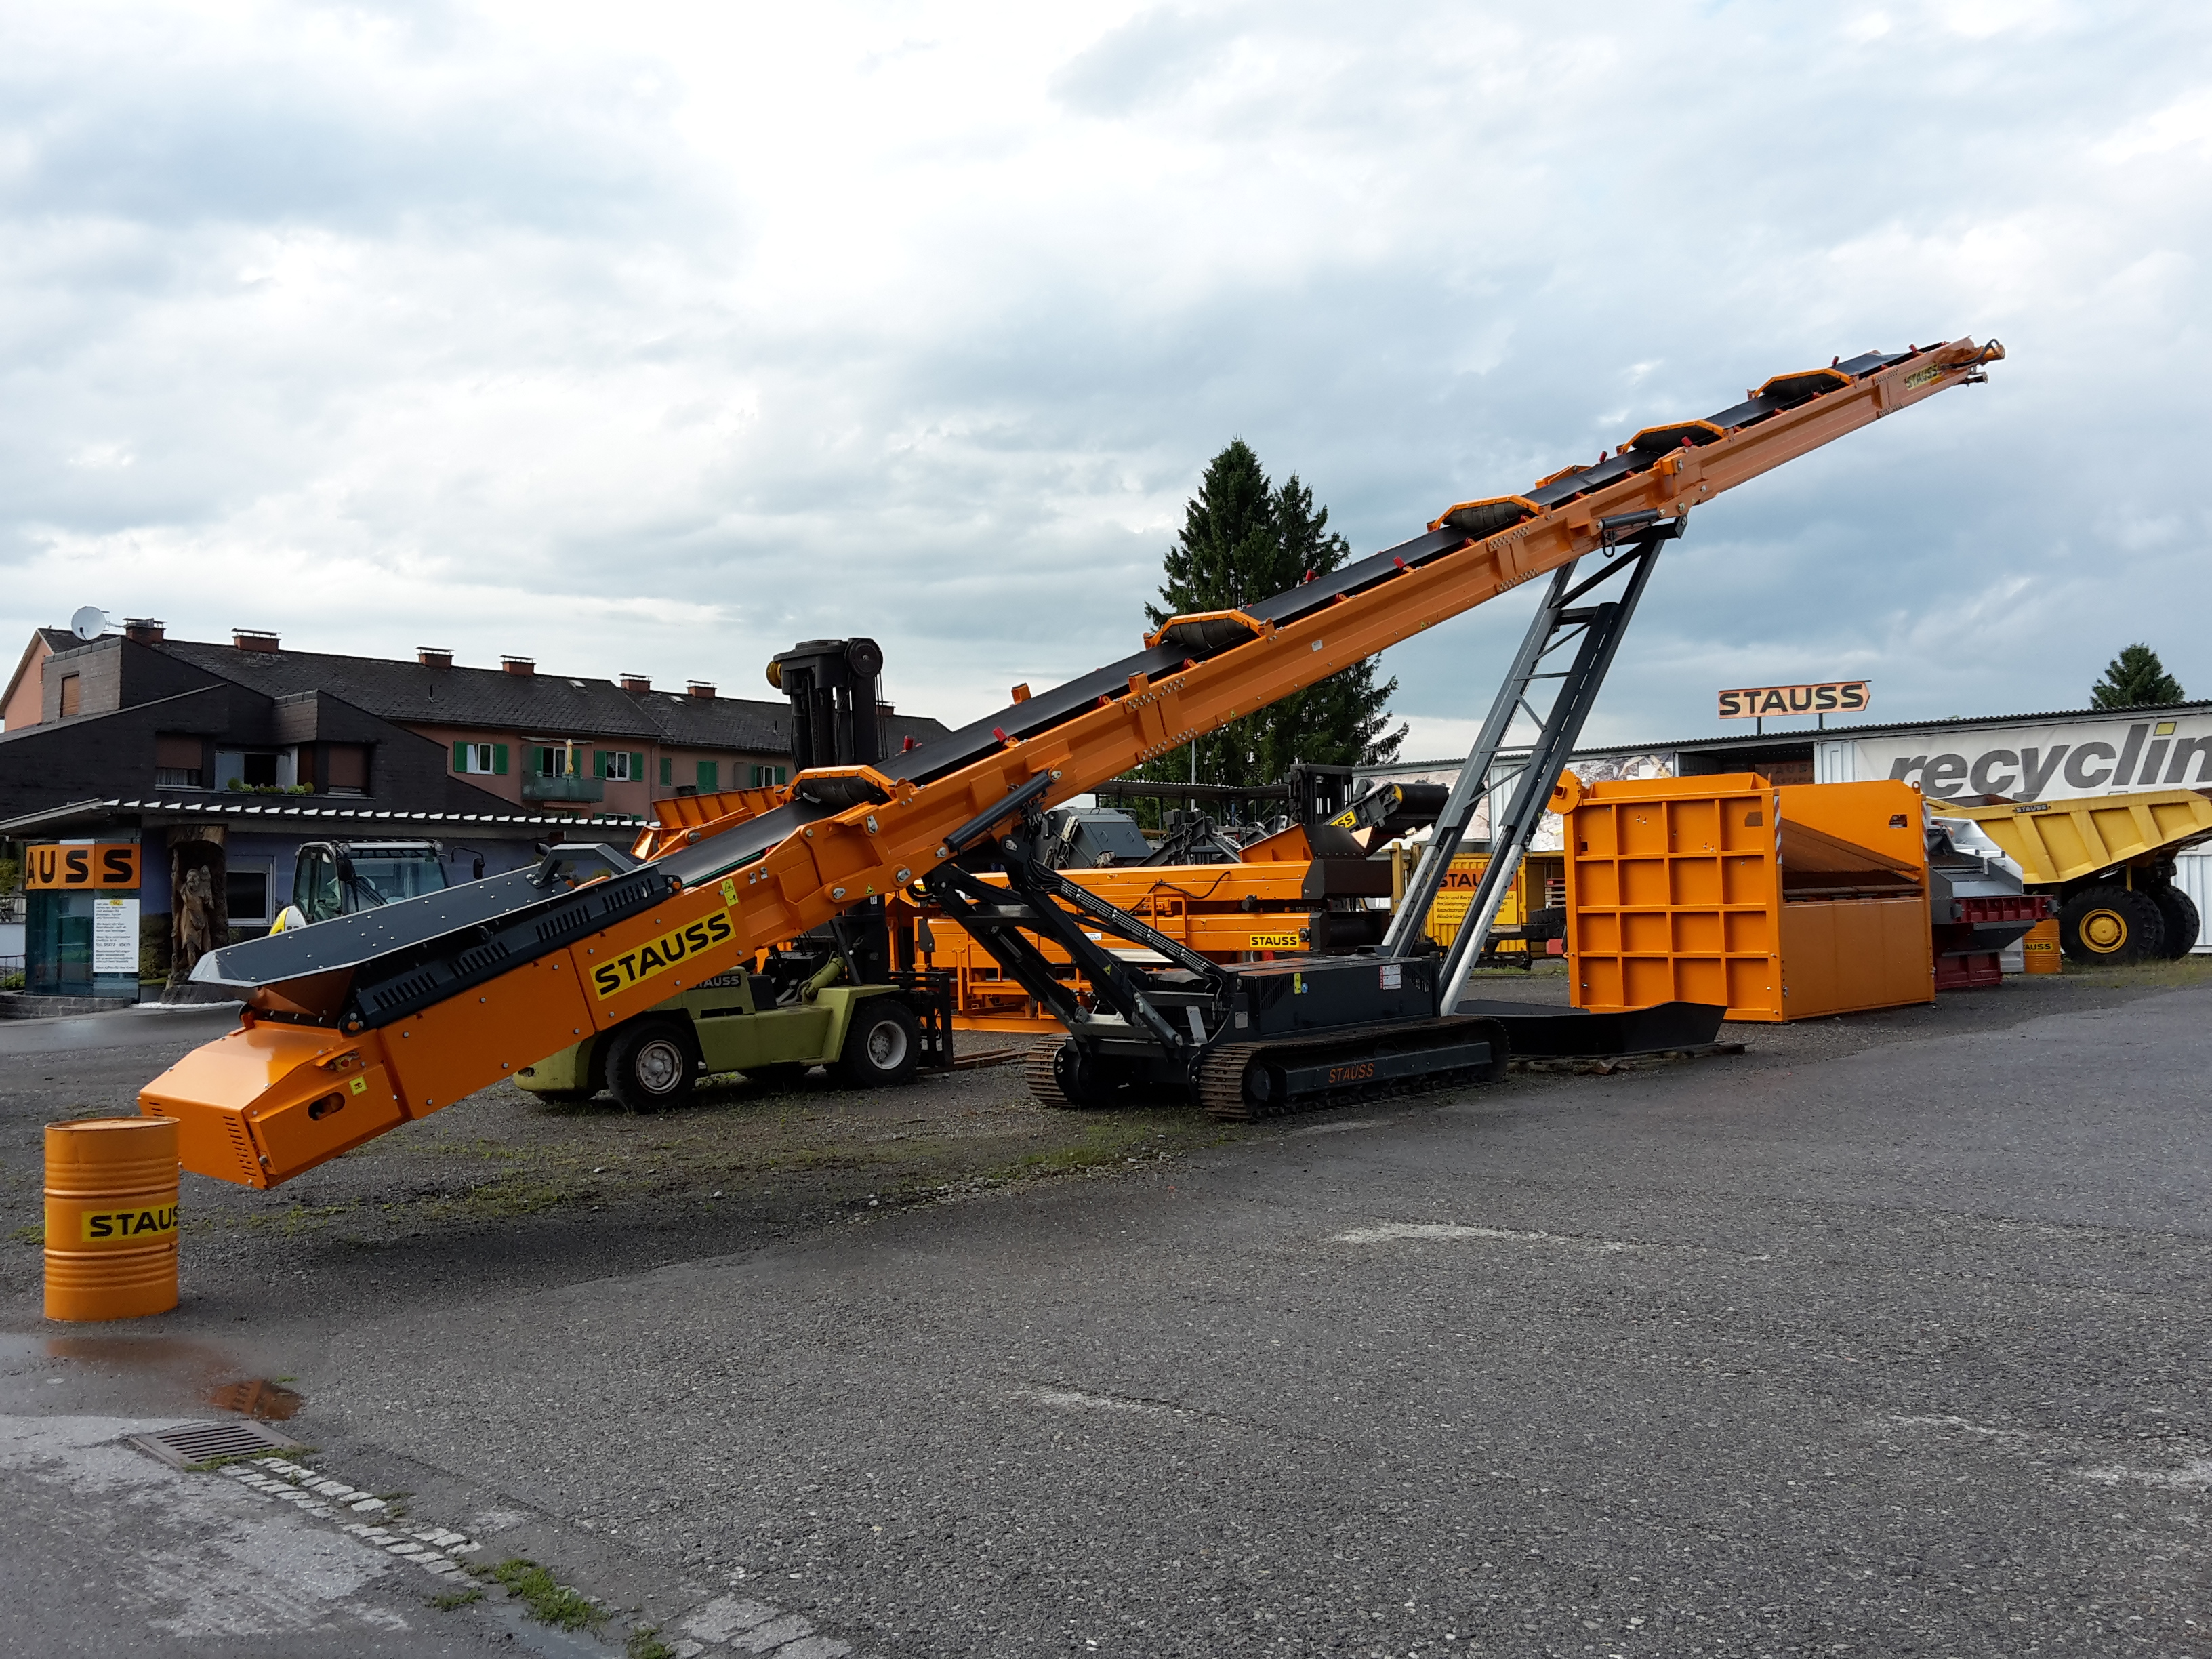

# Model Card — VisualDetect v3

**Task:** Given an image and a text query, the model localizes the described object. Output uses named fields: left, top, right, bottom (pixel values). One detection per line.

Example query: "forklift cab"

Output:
left=289, top=840, right=451, bottom=924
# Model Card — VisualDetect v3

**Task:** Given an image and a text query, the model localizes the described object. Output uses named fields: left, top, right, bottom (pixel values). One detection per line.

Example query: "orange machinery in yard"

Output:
left=1558, top=772, right=1938, bottom=1021
left=141, top=338, right=2002, bottom=1184
left=887, top=836, right=1393, bottom=1032
left=1419, top=851, right=1566, bottom=960
left=893, top=841, right=1562, bottom=1033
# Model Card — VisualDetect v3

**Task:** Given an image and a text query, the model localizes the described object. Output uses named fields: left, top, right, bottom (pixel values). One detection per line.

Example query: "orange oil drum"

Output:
left=2022, top=917, right=2062, bottom=975
left=44, top=1115, right=180, bottom=1322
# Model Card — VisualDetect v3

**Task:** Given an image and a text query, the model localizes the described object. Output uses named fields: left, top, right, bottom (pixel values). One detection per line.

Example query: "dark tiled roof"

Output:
left=152, top=639, right=947, bottom=752
left=0, top=796, right=645, bottom=836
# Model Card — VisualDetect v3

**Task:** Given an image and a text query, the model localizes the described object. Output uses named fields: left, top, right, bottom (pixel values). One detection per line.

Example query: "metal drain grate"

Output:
left=128, top=1418, right=304, bottom=1470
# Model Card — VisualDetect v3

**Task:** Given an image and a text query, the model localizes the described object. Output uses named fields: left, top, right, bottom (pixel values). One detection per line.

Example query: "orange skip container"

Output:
left=44, top=1115, right=180, bottom=1322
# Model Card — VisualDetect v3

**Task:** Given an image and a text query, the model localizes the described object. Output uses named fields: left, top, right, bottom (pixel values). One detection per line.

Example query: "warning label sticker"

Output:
left=80, top=1204, right=177, bottom=1244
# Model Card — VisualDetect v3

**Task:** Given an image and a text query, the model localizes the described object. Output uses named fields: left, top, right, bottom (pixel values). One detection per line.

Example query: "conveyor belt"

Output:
left=146, top=337, right=2002, bottom=1187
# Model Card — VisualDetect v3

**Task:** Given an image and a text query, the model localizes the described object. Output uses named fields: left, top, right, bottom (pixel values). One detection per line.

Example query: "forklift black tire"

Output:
left=2151, top=884, right=2200, bottom=959
left=604, top=1019, right=699, bottom=1113
left=837, top=998, right=920, bottom=1088
left=2057, top=885, right=2166, bottom=965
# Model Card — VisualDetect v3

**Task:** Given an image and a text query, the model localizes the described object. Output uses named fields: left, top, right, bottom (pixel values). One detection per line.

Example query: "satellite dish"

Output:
left=69, top=606, right=108, bottom=642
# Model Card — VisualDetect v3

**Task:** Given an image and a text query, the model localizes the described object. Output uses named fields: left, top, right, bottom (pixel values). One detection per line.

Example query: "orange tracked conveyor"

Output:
left=142, top=337, right=2002, bottom=1186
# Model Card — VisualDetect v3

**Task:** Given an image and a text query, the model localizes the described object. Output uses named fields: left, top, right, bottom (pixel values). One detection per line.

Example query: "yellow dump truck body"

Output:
left=1933, top=788, right=2212, bottom=886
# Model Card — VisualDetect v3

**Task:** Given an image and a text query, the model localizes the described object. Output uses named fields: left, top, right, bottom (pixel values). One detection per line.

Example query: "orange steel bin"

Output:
left=2022, top=917, right=2062, bottom=975
left=44, top=1115, right=180, bottom=1322
left=1563, top=774, right=1933, bottom=1021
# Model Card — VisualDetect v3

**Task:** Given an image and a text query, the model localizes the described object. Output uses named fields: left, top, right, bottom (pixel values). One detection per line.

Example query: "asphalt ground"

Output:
left=1, top=958, right=2207, bottom=1656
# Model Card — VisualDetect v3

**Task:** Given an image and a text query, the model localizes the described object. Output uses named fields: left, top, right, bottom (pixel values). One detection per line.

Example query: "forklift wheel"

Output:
left=604, top=1019, right=699, bottom=1113
left=837, top=999, right=920, bottom=1088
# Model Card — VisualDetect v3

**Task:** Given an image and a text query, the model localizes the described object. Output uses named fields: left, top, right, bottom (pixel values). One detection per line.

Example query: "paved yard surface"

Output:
left=1, top=960, right=2207, bottom=1656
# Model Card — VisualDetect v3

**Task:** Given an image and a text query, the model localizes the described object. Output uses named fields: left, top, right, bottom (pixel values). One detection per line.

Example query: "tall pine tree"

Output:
left=1132, top=441, right=1405, bottom=806
left=2091, top=644, right=2185, bottom=709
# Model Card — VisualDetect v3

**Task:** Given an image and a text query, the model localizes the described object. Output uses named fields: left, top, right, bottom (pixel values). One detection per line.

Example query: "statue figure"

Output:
left=173, top=865, right=217, bottom=981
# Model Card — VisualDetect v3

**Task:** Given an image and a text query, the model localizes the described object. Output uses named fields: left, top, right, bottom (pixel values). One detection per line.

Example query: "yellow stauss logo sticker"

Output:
left=1904, top=364, right=1945, bottom=390
left=591, top=912, right=735, bottom=1000
left=1250, top=932, right=1303, bottom=949
left=82, top=1204, right=177, bottom=1244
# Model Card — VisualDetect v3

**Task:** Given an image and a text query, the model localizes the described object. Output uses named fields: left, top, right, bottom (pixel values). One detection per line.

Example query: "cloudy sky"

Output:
left=3, top=1, right=2206, bottom=759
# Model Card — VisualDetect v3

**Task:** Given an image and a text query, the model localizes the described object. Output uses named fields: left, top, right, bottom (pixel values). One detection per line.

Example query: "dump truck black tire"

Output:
left=838, top=998, right=919, bottom=1088
left=2152, top=884, right=2200, bottom=958
left=2057, top=885, right=2166, bottom=964
left=604, top=1019, right=699, bottom=1112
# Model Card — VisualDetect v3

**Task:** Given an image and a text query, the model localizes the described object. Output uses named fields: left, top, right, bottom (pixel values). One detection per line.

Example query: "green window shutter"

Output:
left=533, top=746, right=548, bottom=776
left=631, top=752, right=644, bottom=783
left=493, top=743, right=508, bottom=775
left=452, top=741, right=467, bottom=773
left=659, top=756, right=672, bottom=787
left=775, top=765, right=787, bottom=785
left=593, top=750, right=607, bottom=779
left=697, top=760, right=718, bottom=791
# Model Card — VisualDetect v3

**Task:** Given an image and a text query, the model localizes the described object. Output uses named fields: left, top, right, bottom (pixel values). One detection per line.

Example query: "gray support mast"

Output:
left=1380, top=516, right=1683, bottom=1007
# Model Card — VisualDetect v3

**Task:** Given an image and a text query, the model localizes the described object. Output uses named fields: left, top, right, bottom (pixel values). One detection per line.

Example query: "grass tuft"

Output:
left=430, top=1586, right=483, bottom=1611
left=626, top=1627, right=677, bottom=1659
left=487, top=1558, right=606, bottom=1633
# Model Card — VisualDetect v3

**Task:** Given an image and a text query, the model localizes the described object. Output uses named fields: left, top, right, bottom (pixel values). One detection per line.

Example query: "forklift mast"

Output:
left=771, top=637, right=886, bottom=773
left=144, top=338, right=2003, bottom=1185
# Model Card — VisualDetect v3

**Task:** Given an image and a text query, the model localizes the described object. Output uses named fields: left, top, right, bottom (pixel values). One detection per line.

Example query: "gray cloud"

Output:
left=1, top=1, right=2207, bottom=747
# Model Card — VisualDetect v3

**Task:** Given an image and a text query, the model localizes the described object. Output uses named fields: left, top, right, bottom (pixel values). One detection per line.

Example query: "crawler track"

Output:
left=1196, top=1015, right=1513, bottom=1121
left=1023, top=1040, right=1068, bottom=1107
left=1029, top=1019, right=1514, bottom=1118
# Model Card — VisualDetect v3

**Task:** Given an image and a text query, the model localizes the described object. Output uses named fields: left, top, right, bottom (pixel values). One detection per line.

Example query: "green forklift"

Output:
left=514, top=916, right=954, bottom=1111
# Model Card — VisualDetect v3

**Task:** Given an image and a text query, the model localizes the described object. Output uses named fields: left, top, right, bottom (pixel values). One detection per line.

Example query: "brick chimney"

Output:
left=123, top=618, right=165, bottom=644
left=501, top=655, right=535, bottom=676
left=418, top=647, right=453, bottom=669
left=232, top=628, right=279, bottom=653
left=620, top=672, right=651, bottom=694
left=686, top=680, right=716, bottom=699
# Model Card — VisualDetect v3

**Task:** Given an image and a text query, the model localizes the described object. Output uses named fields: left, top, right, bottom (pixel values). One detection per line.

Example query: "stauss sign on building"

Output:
left=1855, top=712, right=2212, bottom=802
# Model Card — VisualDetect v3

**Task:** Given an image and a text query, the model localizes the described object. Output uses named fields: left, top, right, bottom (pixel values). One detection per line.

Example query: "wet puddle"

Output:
left=1, top=1333, right=306, bottom=1418
left=206, top=1377, right=304, bottom=1420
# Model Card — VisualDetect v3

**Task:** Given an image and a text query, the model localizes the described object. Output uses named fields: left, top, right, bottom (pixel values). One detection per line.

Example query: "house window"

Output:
left=226, top=861, right=274, bottom=926
left=453, top=742, right=508, bottom=776
left=325, top=744, right=367, bottom=795
left=154, top=733, right=205, bottom=790
left=59, top=674, right=81, bottom=717
left=532, top=745, right=576, bottom=778
left=696, top=760, right=720, bottom=792
left=241, top=752, right=280, bottom=787
left=748, top=764, right=789, bottom=788
left=595, top=750, right=641, bottom=782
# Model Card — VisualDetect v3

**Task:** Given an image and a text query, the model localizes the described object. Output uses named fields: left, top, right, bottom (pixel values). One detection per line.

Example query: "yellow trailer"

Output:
left=1933, top=787, right=2212, bottom=963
